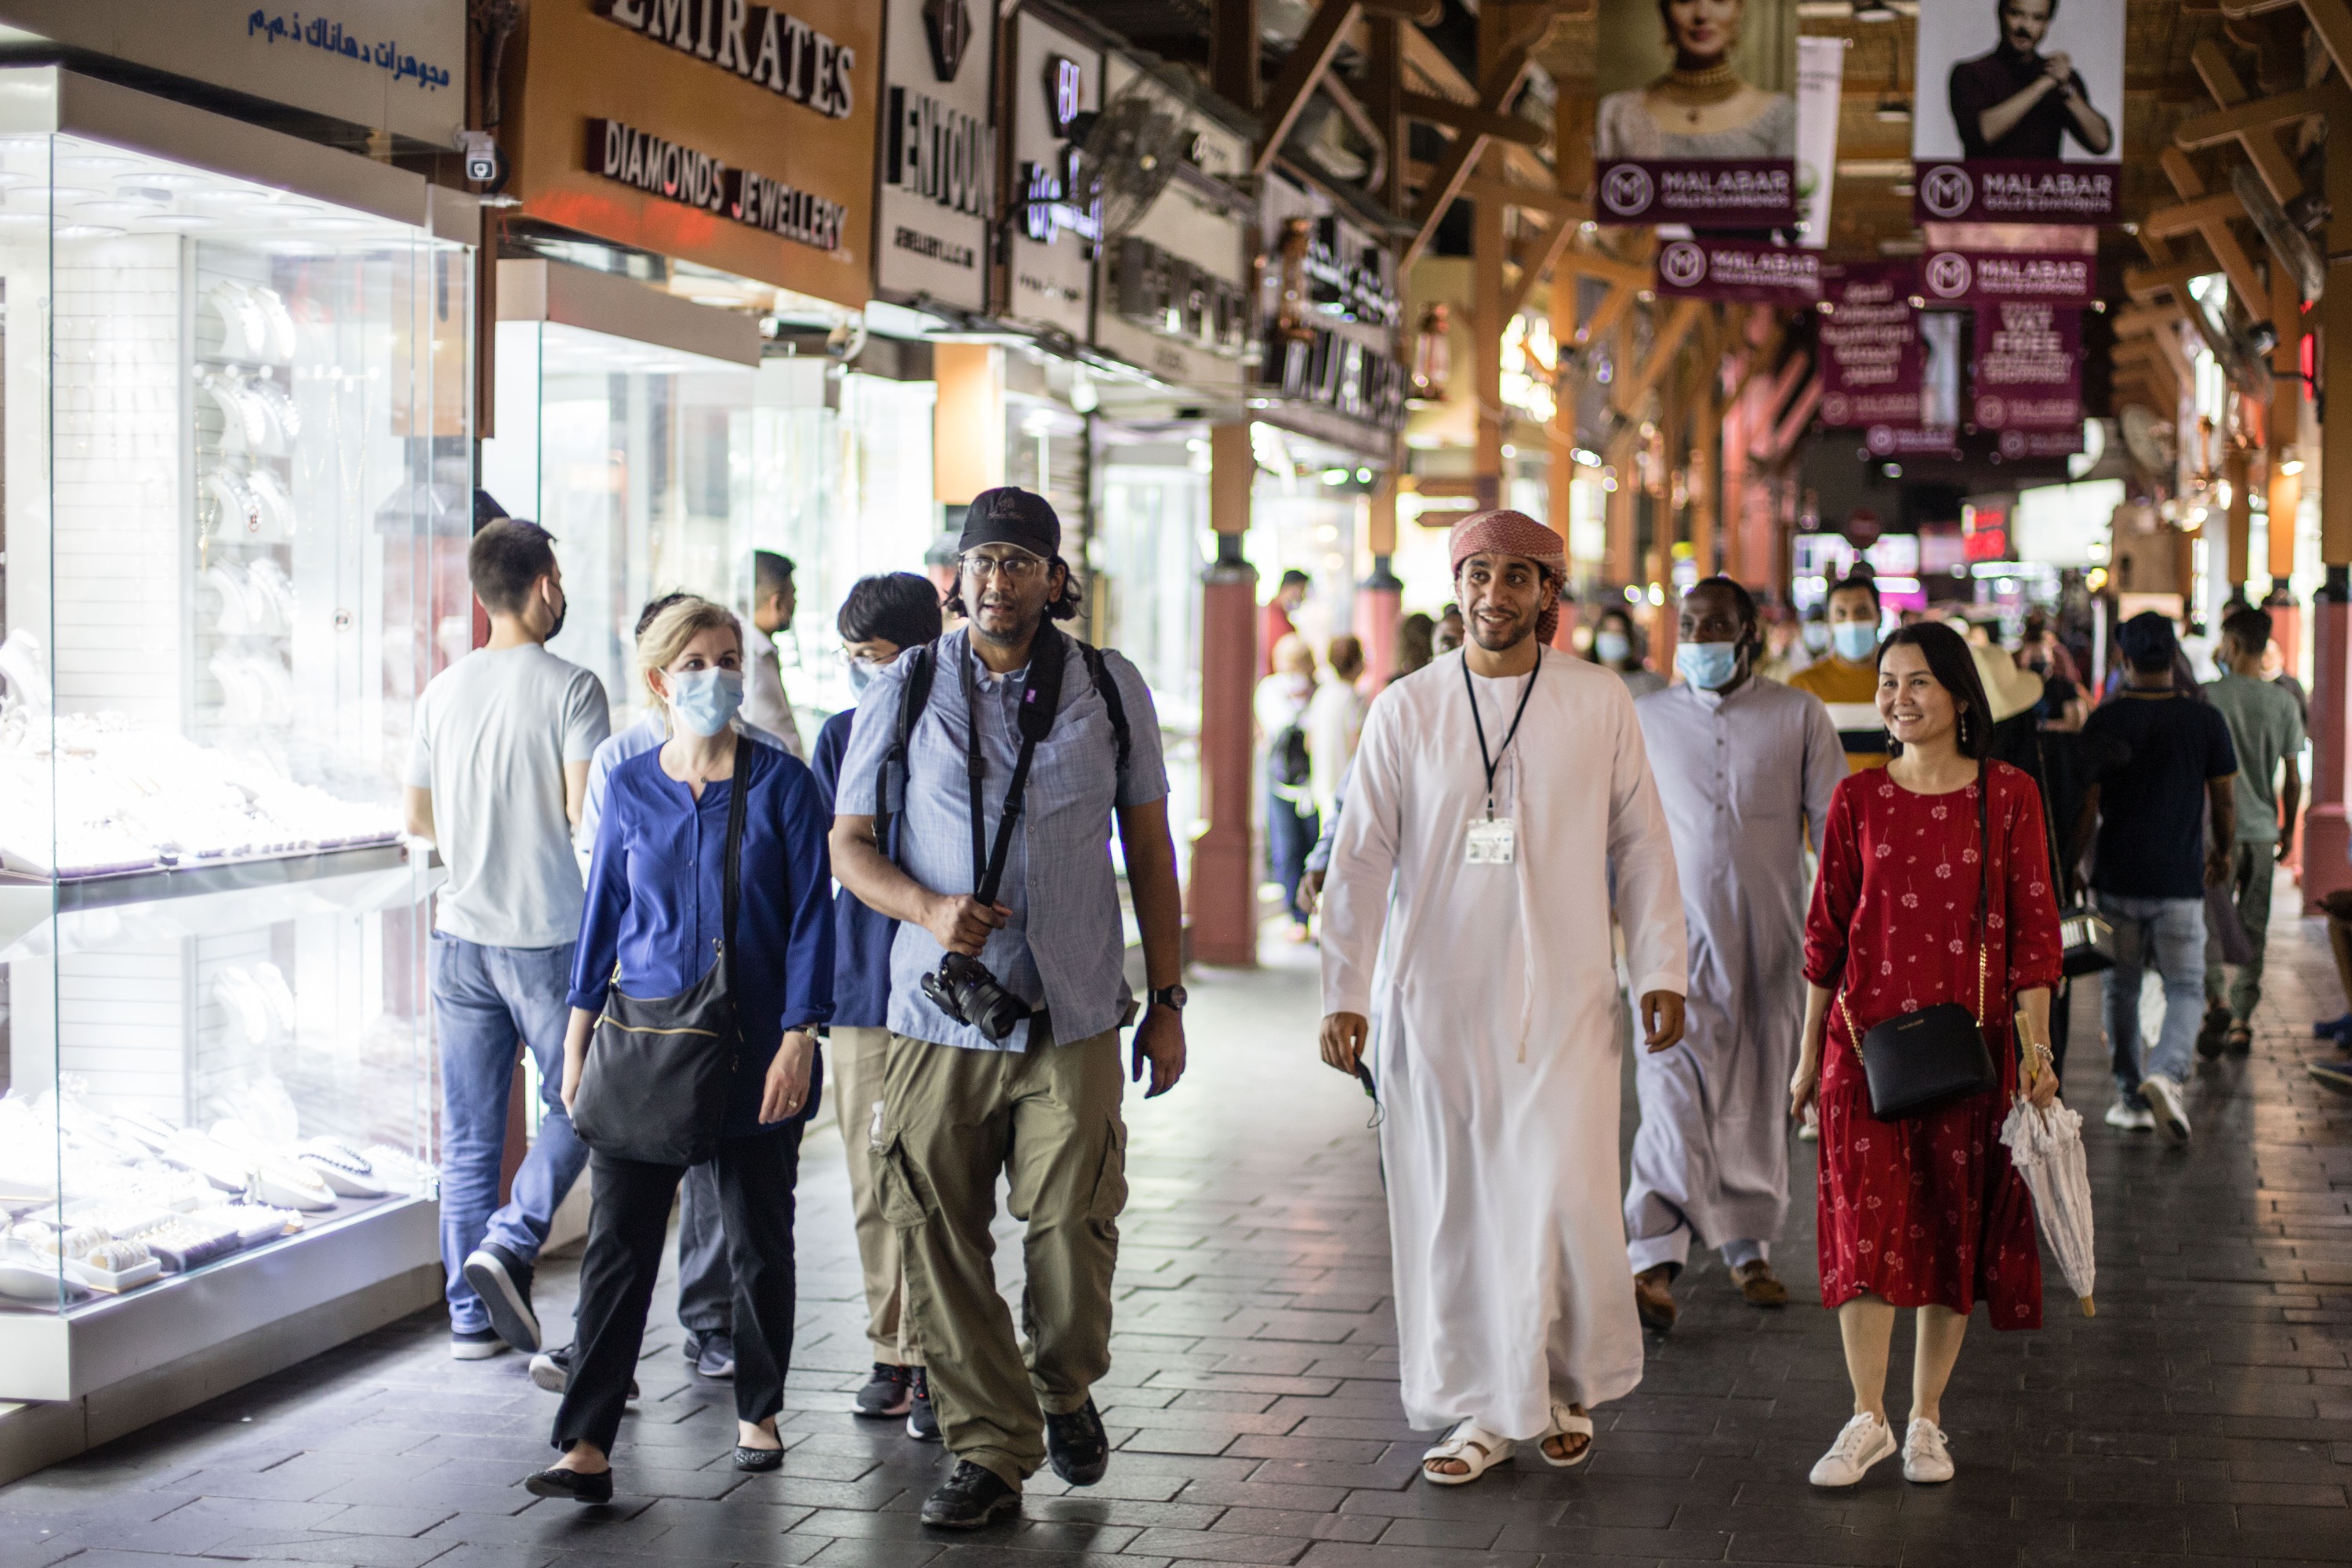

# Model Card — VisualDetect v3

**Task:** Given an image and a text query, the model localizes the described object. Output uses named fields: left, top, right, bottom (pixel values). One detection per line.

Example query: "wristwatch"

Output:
left=1149, top=984, right=1188, bottom=1012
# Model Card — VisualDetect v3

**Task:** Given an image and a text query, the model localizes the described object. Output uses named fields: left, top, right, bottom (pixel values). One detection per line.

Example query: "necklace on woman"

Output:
left=1653, top=60, right=1740, bottom=123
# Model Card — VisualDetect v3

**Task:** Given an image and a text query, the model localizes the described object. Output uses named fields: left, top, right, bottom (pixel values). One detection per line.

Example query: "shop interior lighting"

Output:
left=1319, top=469, right=1348, bottom=485
left=2281, top=453, right=2305, bottom=475
left=1571, top=447, right=1603, bottom=467
left=1647, top=583, right=1665, bottom=606
left=1356, top=467, right=1372, bottom=482
left=52, top=223, right=121, bottom=238
left=1623, top=584, right=1643, bottom=603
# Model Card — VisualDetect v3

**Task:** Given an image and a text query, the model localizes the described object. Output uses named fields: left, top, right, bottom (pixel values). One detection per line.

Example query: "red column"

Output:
left=1190, top=423, right=1259, bottom=966
left=1355, top=557, right=1402, bottom=683
left=2304, top=573, right=2351, bottom=912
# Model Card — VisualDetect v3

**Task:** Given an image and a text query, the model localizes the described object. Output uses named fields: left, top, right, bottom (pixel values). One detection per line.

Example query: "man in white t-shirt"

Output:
left=403, top=518, right=612, bottom=1361
left=744, top=550, right=804, bottom=757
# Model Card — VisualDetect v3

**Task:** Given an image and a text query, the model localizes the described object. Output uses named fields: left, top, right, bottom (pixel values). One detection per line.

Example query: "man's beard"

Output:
left=971, top=595, right=1044, bottom=648
left=1468, top=607, right=1537, bottom=651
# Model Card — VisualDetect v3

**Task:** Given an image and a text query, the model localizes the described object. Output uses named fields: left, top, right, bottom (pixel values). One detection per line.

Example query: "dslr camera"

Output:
left=920, top=951, right=1030, bottom=1042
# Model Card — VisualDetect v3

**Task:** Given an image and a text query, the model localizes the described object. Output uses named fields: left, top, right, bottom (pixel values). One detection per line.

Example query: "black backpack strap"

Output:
left=874, top=641, right=938, bottom=865
left=1076, top=640, right=1133, bottom=774
left=970, top=623, right=1070, bottom=905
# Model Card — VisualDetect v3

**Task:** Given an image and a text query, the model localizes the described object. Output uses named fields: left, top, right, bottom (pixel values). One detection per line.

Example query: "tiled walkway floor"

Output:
left=6, top=900, right=2350, bottom=1567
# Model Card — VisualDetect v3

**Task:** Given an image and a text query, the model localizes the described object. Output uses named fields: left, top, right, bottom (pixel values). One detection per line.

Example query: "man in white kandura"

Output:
left=1626, top=577, right=1843, bottom=1330
left=1317, top=508, right=1688, bottom=1486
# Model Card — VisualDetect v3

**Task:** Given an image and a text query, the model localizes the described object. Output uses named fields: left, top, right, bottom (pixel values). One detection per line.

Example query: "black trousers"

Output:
left=553, top=1123, right=804, bottom=1457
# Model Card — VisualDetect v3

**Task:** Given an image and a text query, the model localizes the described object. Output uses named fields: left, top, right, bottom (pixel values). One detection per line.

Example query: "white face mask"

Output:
left=666, top=666, right=745, bottom=736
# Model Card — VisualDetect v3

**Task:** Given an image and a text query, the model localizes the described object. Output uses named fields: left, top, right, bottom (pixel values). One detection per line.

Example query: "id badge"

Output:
left=1465, top=815, right=1517, bottom=865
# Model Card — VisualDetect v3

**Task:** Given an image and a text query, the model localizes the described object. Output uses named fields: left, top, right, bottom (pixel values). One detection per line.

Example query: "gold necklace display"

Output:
left=1650, top=60, right=1741, bottom=123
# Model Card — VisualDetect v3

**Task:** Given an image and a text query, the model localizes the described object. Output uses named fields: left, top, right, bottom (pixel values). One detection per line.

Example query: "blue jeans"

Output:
left=433, top=935, right=590, bottom=1335
left=1265, top=790, right=1319, bottom=930
left=2097, top=893, right=2206, bottom=1102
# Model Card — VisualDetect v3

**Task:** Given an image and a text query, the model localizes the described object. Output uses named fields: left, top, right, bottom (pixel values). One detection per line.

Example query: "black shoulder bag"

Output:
left=572, top=740, right=750, bottom=1167
left=1837, top=768, right=2002, bottom=1121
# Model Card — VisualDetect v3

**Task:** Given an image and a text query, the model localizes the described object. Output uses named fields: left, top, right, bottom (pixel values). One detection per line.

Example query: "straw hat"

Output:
left=1970, top=643, right=2046, bottom=724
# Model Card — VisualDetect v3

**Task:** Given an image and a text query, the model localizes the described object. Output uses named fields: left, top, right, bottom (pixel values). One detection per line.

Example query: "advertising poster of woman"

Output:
left=1593, top=0, right=1798, bottom=227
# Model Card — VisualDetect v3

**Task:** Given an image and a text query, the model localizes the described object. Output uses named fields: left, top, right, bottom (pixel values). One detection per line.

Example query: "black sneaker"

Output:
left=906, top=1367, right=942, bottom=1443
left=463, top=1243, right=541, bottom=1352
left=1045, top=1396, right=1109, bottom=1486
left=684, top=1330, right=736, bottom=1380
left=920, top=1460, right=1018, bottom=1530
left=528, top=1345, right=637, bottom=1403
left=2195, top=1004, right=2231, bottom=1060
left=523, top=1465, right=612, bottom=1504
left=855, top=1363, right=914, bottom=1418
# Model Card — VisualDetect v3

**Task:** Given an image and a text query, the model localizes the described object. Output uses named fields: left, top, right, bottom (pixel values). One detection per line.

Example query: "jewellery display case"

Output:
left=0, top=68, right=474, bottom=1404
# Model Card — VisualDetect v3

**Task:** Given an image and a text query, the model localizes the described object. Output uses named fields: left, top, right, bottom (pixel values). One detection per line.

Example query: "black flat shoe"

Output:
left=733, top=1444, right=783, bottom=1472
left=1045, top=1396, right=1109, bottom=1486
left=524, top=1466, right=612, bottom=1504
left=920, top=1459, right=1020, bottom=1530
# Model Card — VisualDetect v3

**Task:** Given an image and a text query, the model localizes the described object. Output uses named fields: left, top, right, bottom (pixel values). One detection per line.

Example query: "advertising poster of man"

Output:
left=1594, top=0, right=1798, bottom=227
left=1913, top=0, right=2123, bottom=224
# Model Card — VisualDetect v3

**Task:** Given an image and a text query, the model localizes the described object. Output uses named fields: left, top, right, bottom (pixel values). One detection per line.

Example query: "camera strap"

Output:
left=962, top=623, right=1069, bottom=907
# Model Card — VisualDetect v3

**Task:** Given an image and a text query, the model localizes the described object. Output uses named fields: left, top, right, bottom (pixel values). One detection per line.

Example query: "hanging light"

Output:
left=1409, top=303, right=1451, bottom=404
left=1852, top=0, right=1896, bottom=20
left=1876, top=93, right=1912, bottom=122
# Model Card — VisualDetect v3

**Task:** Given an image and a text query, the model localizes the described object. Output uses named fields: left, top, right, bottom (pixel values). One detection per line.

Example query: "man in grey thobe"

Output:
left=1627, top=578, right=1843, bottom=1330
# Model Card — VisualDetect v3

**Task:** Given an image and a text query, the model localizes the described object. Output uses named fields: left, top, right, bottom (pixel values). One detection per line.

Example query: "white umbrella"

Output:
left=1999, top=1042, right=2096, bottom=1316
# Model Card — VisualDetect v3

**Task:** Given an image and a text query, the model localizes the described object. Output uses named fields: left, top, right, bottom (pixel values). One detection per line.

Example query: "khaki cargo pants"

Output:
left=827, top=1026, right=922, bottom=1367
left=875, top=1024, right=1127, bottom=1489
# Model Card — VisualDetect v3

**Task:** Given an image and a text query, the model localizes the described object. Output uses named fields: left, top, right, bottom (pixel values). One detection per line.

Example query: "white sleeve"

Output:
left=401, top=686, right=434, bottom=791
left=1319, top=691, right=1404, bottom=1018
left=1605, top=677, right=1688, bottom=1000
left=564, top=670, right=612, bottom=763
left=1799, top=691, right=1845, bottom=858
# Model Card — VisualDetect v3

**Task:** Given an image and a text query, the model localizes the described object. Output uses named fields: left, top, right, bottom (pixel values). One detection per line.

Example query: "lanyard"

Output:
left=1462, top=651, right=1540, bottom=818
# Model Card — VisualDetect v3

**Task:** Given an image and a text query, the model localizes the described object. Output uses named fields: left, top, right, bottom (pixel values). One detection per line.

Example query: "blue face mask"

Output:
left=1832, top=621, right=1879, bottom=662
left=666, top=666, right=745, bottom=736
left=845, top=657, right=878, bottom=699
left=1594, top=630, right=1632, bottom=666
left=1801, top=620, right=1831, bottom=652
left=1675, top=641, right=1741, bottom=691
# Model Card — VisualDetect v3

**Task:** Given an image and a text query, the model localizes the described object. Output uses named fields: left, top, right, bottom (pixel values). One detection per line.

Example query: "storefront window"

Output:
left=0, top=122, right=465, bottom=1340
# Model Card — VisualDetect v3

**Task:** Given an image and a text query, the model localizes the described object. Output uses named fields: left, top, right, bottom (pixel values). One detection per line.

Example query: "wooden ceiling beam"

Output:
left=2147, top=148, right=2269, bottom=308
left=1612, top=297, right=1704, bottom=419
left=1252, top=0, right=1363, bottom=178
left=2180, top=42, right=2308, bottom=205
left=1400, top=92, right=1546, bottom=148
left=1402, top=38, right=1535, bottom=270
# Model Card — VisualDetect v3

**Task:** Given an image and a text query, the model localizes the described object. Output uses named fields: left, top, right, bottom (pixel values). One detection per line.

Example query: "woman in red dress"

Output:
left=1790, top=622, right=2063, bottom=1490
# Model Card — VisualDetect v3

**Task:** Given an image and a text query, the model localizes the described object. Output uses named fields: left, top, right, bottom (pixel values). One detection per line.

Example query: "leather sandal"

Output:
left=1730, top=1258, right=1790, bottom=1308
left=1633, top=1265, right=1678, bottom=1331
left=1538, top=1403, right=1594, bottom=1468
left=1422, top=1420, right=1513, bottom=1485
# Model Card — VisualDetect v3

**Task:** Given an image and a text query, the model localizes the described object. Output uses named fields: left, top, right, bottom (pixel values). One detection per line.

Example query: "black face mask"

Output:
left=546, top=590, right=567, bottom=641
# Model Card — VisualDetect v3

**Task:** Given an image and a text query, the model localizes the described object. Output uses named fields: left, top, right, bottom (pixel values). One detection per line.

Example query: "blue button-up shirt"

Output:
left=834, top=628, right=1167, bottom=1052
left=811, top=706, right=895, bottom=1029
left=570, top=742, right=834, bottom=1134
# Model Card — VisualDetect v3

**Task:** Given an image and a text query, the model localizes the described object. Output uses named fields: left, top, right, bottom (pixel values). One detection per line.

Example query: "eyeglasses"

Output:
left=961, top=553, right=1046, bottom=583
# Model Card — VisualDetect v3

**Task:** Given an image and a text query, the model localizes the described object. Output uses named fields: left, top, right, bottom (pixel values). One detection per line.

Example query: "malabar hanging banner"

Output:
left=1654, top=238, right=1819, bottom=303
left=1593, top=0, right=1797, bottom=227
left=1973, top=301, right=2083, bottom=430
left=1913, top=0, right=2122, bottom=224
left=1919, top=249, right=2096, bottom=305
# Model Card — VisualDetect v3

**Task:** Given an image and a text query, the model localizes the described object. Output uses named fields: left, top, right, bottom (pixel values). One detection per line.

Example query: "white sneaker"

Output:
left=1902, top=1417, right=1954, bottom=1483
left=2140, top=1074, right=2190, bottom=1142
left=1808, top=1413, right=1896, bottom=1487
left=2103, top=1098, right=2154, bottom=1132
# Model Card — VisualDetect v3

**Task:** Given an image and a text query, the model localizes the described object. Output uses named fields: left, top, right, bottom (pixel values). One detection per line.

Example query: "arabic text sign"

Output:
left=1973, top=301, right=2082, bottom=430
left=1654, top=239, right=1818, bottom=304
left=1597, top=161, right=1796, bottom=227
left=1819, top=261, right=1920, bottom=429
left=245, top=8, right=451, bottom=90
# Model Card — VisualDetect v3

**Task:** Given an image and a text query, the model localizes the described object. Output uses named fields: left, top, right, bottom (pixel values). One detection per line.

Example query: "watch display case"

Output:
left=0, top=69, right=473, bottom=1402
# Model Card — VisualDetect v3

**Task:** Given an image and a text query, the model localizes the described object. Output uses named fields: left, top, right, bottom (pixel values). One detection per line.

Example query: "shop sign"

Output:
left=1301, top=216, right=1400, bottom=327
left=586, top=119, right=848, bottom=250
left=1972, top=302, right=2082, bottom=430
left=875, top=0, right=994, bottom=311
left=1263, top=330, right=1408, bottom=428
left=1006, top=13, right=1099, bottom=340
left=1998, top=427, right=2085, bottom=459
left=1115, top=235, right=1249, bottom=357
left=1865, top=424, right=1961, bottom=459
left=592, top=0, right=856, bottom=118
left=1919, top=249, right=2094, bottom=305
left=1654, top=239, right=1819, bottom=304
left=0, top=2, right=464, bottom=143
left=1819, top=261, right=1919, bottom=429
left=504, top=0, right=876, bottom=309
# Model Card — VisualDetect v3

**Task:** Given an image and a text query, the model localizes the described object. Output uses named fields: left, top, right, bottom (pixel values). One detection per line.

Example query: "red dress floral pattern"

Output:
left=1801, top=760, right=2063, bottom=1330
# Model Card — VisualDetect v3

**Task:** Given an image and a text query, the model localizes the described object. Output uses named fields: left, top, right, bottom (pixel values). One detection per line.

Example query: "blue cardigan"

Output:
left=570, top=741, right=834, bottom=1135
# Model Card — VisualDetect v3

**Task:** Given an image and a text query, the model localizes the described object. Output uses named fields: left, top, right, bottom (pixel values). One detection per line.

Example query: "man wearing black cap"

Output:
left=2075, top=612, right=2238, bottom=1143
left=829, top=487, right=1187, bottom=1529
